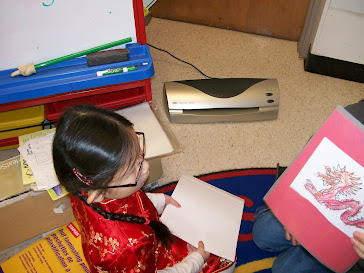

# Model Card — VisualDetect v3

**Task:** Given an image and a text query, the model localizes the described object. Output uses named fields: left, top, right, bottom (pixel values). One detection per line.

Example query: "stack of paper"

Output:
left=17, top=129, right=59, bottom=191
left=116, top=102, right=174, bottom=159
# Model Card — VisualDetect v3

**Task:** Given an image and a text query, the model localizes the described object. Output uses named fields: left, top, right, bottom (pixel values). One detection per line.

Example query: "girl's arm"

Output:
left=146, top=193, right=181, bottom=215
left=157, top=252, right=204, bottom=273
left=158, top=241, right=210, bottom=273
left=146, top=193, right=166, bottom=214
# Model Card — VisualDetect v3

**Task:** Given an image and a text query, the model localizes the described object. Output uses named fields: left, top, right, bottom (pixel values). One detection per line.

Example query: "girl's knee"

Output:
left=252, top=210, right=276, bottom=250
left=272, top=246, right=332, bottom=273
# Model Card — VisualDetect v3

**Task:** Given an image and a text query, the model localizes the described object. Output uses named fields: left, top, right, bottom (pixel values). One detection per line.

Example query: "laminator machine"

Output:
left=164, top=78, right=279, bottom=123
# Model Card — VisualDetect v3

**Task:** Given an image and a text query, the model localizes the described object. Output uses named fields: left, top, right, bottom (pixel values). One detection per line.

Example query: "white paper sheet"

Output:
left=17, top=132, right=59, bottom=190
left=161, top=174, right=245, bottom=261
left=116, top=102, right=174, bottom=159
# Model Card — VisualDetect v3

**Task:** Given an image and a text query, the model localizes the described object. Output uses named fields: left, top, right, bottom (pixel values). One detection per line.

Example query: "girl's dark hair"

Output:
left=52, top=104, right=172, bottom=246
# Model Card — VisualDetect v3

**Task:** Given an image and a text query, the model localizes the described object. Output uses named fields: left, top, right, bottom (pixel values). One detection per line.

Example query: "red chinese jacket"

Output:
left=71, top=190, right=234, bottom=273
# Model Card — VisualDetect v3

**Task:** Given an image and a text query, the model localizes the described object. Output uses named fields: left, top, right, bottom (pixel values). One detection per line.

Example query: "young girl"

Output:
left=52, top=104, right=235, bottom=273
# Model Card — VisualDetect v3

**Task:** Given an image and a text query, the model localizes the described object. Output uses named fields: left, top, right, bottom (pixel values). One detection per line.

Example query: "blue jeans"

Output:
left=252, top=205, right=333, bottom=273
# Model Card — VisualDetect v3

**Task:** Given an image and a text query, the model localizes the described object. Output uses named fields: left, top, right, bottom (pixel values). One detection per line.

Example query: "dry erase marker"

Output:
left=97, top=66, right=136, bottom=76
left=96, top=63, right=148, bottom=76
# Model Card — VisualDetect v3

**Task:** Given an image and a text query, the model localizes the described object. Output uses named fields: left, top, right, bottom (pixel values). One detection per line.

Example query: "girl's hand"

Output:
left=351, top=231, right=364, bottom=259
left=187, top=241, right=210, bottom=262
left=283, top=227, right=300, bottom=246
left=164, top=194, right=181, bottom=208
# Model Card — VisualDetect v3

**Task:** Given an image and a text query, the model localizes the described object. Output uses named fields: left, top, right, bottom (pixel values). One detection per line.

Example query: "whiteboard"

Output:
left=0, top=0, right=137, bottom=71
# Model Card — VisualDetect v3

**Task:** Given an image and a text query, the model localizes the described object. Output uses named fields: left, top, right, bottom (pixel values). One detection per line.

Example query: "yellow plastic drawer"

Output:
left=0, top=105, right=45, bottom=131
left=0, top=105, right=45, bottom=148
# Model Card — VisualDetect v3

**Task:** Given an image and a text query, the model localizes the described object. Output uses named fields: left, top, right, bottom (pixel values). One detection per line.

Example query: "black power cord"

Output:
left=147, top=43, right=217, bottom=79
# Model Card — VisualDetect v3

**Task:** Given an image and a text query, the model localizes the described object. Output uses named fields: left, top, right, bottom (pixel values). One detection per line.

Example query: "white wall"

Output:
left=311, top=0, right=364, bottom=65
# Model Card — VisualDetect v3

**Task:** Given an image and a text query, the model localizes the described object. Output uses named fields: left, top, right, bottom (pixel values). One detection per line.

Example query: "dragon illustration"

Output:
left=304, top=165, right=364, bottom=229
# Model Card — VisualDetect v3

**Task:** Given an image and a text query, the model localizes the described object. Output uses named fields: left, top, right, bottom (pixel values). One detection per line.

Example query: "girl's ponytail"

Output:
left=148, top=220, right=173, bottom=247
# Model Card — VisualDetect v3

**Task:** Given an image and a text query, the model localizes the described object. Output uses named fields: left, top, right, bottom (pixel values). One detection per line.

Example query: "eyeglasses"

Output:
left=106, top=132, right=146, bottom=188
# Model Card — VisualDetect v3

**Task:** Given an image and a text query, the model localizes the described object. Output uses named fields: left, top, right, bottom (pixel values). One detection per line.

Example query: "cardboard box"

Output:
left=0, top=157, right=163, bottom=252
left=0, top=192, right=74, bottom=252
left=145, top=157, right=163, bottom=185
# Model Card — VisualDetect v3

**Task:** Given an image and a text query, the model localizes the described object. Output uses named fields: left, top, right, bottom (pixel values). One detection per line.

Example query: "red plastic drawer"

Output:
left=45, top=87, right=147, bottom=121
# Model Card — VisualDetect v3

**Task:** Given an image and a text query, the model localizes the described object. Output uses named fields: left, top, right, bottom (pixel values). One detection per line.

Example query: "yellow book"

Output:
left=0, top=221, right=90, bottom=273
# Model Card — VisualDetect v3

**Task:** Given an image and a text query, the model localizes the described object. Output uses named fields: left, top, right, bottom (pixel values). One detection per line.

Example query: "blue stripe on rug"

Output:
left=152, top=168, right=281, bottom=273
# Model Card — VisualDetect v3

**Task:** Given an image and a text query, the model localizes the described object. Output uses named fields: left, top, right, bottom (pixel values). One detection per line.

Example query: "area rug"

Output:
left=152, top=168, right=281, bottom=273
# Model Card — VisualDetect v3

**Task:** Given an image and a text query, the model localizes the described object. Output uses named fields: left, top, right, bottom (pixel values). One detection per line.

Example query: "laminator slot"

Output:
left=181, top=107, right=260, bottom=116
left=169, top=106, right=279, bottom=123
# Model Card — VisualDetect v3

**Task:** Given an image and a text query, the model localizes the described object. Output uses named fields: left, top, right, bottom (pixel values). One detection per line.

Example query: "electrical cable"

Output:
left=147, top=43, right=217, bottom=79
